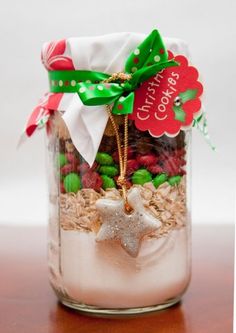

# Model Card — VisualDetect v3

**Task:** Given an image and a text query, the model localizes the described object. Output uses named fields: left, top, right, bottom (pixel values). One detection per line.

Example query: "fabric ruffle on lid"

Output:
left=41, top=33, right=190, bottom=166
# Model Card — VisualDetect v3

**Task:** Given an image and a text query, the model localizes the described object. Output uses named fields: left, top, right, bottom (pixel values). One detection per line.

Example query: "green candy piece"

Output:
left=101, top=175, right=116, bottom=190
left=99, top=165, right=119, bottom=177
left=168, top=175, right=182, bottom=186
left=152, top=173, right=168, bottom=188
left=132, top=169, right=152, bottom=185
left=96, top=152, right=114, bottom=165
left=64, top=173, right=81, bottom=193
left=58, top=153, right=68, bottom=167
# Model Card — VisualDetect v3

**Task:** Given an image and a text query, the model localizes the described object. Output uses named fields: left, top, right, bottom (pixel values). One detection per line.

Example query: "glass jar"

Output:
left=47, top=111, right=191, bottom=315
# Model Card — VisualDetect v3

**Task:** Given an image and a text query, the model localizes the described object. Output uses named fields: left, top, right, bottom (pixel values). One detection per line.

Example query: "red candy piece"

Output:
left=171, top=156, right=186, bottom=168
left=82, top=171, right=102, bottom=191
left=79, top=161, right=99, bottom=174
left=66, top=153, right=79, bottom=166
left=91, top=161, right=99, bottom=171
left=179, top=158, right=186, bottom=166
left=158, top=153, right=169, bottom=162
left=175, top=148, right=186, bottom=157
left=127, top=147, right=134, bottom=158
left=126, top=159, right=139, bottom=175
left=61, top=163, right=77, bottom=175
left=113, top=147, right=134, bottom=163
left=137, top=154, right=158, bottom=167
left=60, top=182, right=66, bottom=193
left=179, top=168, right=186, bottom=176
left=125, top=180, right=132, bottom=189
left=162, top=157, right=181, bottom=176
left=78, top=162, right=90, bottom=174
left=147, top=164, right=163, bottom=174
left=112, top=152, right=119, bottom=163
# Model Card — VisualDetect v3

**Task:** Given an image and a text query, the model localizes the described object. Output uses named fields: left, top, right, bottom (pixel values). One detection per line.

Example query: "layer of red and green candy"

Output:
left=59, top=147, right=186, bottom=194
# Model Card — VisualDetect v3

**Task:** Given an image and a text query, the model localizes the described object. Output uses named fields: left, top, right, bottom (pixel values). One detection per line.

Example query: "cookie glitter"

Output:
left=96, top=187, right=161, bottom=257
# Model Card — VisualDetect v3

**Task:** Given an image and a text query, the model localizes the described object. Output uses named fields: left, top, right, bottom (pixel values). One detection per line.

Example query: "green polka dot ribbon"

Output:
left=48, top=29, right=179, bottom=115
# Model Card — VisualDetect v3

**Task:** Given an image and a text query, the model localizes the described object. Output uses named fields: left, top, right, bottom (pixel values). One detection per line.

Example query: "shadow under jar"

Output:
left=47, top=112, right=191, bottom=316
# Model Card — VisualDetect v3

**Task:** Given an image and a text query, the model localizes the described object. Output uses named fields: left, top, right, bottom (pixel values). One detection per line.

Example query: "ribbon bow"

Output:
left=76, top=30, right=178, bottom=115
left=49, top=29, right=179, bottom=115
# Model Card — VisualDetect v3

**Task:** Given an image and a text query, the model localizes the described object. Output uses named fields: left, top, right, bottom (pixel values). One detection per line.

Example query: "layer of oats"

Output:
left=59, top=176, right=187, bottom=238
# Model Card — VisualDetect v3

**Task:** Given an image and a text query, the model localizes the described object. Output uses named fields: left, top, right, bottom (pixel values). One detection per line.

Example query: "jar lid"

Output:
left=39, top=33, right=191, bottom=165
left=23, top=31, right=209, bottom=164
left=41, top=32, right=189, bottom=72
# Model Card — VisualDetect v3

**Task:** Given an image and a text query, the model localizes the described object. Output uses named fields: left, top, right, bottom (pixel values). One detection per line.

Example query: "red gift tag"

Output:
left=130, top=52, right=203, bottom=137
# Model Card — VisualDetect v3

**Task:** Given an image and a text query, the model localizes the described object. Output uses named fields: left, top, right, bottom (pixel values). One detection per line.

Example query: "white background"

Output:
left=0, top=0, right=235, bottom=225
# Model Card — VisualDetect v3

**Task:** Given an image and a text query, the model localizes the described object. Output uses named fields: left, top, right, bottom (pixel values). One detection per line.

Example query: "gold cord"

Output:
left=103, top=72, right=132, bottom=84
left=104, top=71, right=132, bottom=212
left=106, top=105, right=131, bottom=212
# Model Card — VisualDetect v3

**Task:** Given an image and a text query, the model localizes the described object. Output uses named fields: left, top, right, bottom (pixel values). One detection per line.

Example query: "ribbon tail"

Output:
left=25, top=106, right=52, bottom=136
left=112, top=92, right=134, bottom=115
left=17, top=105, right=52, bottom=149
left=21, top=93, right=63, bottom=138
left=17, top=132, right=29, bottom=149
left=193, top=112, right=216, bottom=151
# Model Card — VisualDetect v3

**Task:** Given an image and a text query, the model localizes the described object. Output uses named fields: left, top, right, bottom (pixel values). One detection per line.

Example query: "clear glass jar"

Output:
left=47, top=111, right=191, bottom=315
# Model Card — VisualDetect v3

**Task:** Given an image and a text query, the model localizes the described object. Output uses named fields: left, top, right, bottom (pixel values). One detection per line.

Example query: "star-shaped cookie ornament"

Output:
left=96, top=187, right=161, bottom=257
